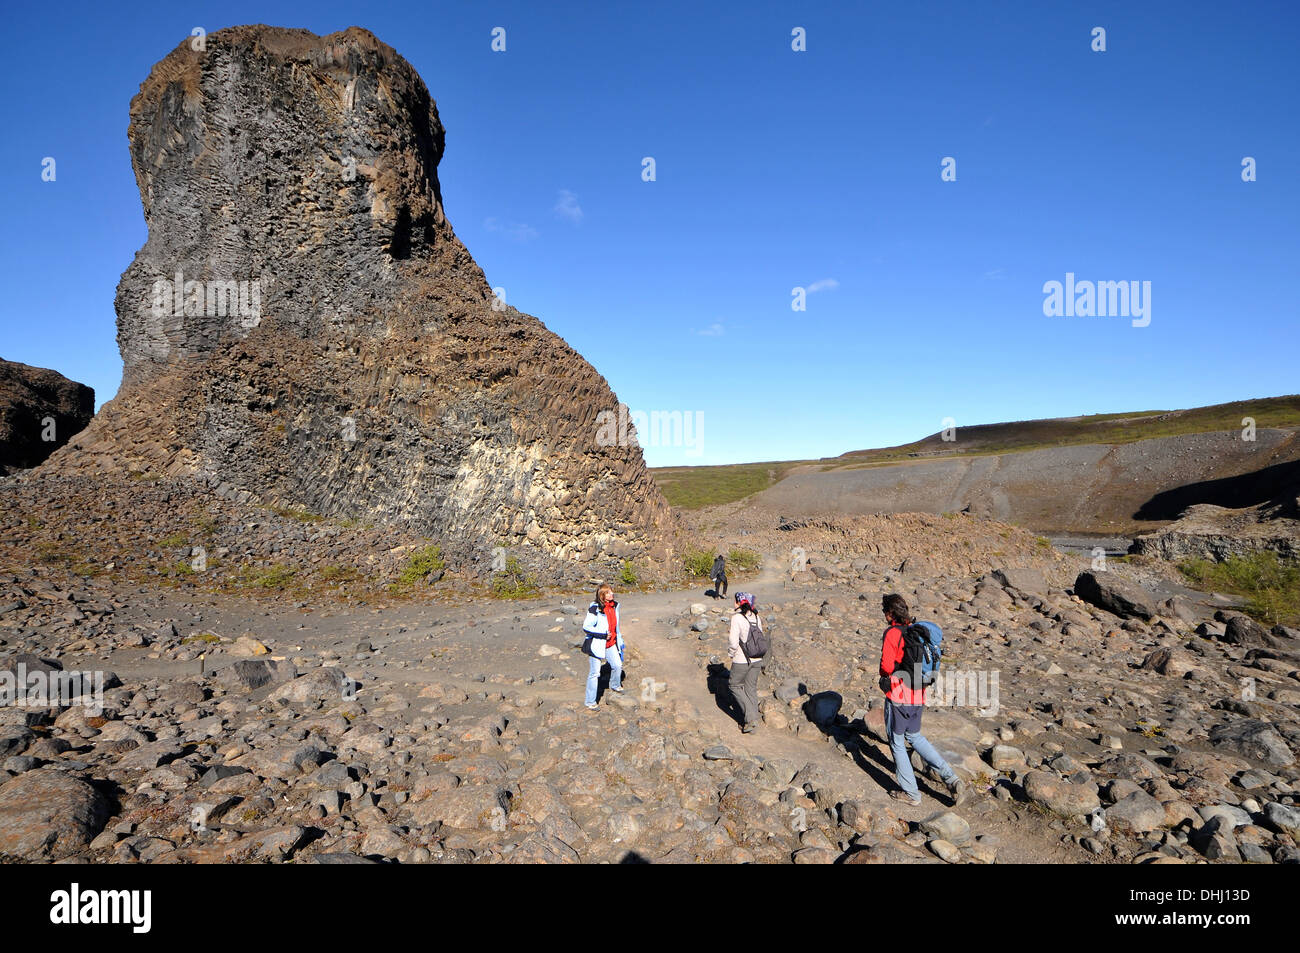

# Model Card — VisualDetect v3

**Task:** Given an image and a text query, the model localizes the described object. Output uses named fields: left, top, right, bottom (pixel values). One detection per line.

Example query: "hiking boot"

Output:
left=584, top=704, right=599, bottom=713
left=741, top=723, right=756, bottom=734
left=946, top=776, right=966, bottom=805
left=889, top=790, right=923, bottom=806
left=608, top=686, right=624, bottom=694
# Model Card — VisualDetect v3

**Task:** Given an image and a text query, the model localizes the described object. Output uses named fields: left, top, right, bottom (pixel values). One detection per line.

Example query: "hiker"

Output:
left=728, top=591, right=766, bottom=733
left=711, top=553, right=728, bottom=599
left=582, top=584, right=624, bottom=711
left=879, top=593, right=964, bottom=806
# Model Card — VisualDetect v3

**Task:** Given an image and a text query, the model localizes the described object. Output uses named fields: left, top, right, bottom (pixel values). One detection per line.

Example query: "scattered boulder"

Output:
left=993, top=568, right=1048, bottom=597
left=1209, top=719, right=1295, bottom=768
left=1073, top=571, right=1158, bottom=620
left=1105, top=791, right=1166, bottom=834
left=1023, top=770, right=1100, bottom=817
left=0, top=770, right=111, bottom=859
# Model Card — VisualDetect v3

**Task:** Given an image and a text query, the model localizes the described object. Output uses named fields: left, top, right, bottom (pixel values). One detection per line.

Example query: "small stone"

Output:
left=928, top=838, right=961, bottom=863
left=920, top=811, right=971, bottom=846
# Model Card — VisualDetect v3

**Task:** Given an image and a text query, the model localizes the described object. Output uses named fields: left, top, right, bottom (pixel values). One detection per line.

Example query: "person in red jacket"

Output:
left=880, top=593, right=964, bottom=806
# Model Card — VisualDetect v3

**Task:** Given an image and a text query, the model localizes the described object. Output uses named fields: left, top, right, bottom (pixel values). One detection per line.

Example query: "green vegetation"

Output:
left=387, top=545, right=446, bottom=595
left=319, top=564, right=361, bottom=584
left=181, top=632, right=221, bottom=645
left=650, top=394, right=1300, bottom=510
left=727, top=547, right=761, bottom=571
left=237, top=563, right=299, bottom=590
left=618, top=560, right=638, bottom=586
left=34, top=542, right=69, bottom=566
left=491, top=556, right=540, bottom=599
left=1179, top=552, right=1300, bottom=627
left=681, top=545, right=717, bottom=578
left=652, top=461, right=802, bottom=509
left=268, top=505, right=325, bottom=523
left=397, top=545, right=445, bottom=586
left=158, top=533, right=188, bottom=548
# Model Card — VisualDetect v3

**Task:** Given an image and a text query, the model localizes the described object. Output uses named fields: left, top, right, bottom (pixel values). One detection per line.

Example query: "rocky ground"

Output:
left=2, top=491, right=1298, bottom=864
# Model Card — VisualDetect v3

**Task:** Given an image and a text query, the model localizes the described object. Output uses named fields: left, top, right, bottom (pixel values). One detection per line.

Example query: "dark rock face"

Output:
left=50, top=25, right=670, bottom=566
left=0, top=359, right=94, bottom=474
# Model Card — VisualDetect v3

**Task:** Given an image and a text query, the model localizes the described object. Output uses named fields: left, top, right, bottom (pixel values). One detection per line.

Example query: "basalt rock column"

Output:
left=53, top=25, right=670, bottom=566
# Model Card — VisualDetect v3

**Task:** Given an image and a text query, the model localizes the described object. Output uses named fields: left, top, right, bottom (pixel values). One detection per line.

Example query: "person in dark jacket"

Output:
left=710, top=554, right=728, bottom=599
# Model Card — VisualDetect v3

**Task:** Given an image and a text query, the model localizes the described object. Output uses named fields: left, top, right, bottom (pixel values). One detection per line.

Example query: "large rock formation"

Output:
left=1131, top=502, right=1300, bottom=562
left=51, top=25, right=669, bottom=566
left=0, top=359, right=94, bottom=474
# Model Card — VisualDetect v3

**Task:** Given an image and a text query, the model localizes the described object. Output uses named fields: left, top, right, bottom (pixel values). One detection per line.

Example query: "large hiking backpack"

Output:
left=896, top=621, right=943, bottom=688
left=742, top=613, right=769, bottom=661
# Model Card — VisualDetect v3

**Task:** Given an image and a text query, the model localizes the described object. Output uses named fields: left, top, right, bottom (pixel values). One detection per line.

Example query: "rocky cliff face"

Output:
left=0, top=359, right=94, bottom=474
left=51, top=25, right=669, bottom=566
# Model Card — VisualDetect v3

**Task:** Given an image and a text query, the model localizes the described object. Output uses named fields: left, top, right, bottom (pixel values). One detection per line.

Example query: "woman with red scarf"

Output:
left=582, top=584, right=625, bottom=711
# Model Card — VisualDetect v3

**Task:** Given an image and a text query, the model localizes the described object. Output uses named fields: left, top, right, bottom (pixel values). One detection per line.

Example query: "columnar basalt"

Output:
left=52, top=25, right=670, bottom=566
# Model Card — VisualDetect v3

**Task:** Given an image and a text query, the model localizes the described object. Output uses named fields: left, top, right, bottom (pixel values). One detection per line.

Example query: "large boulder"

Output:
left=1022, top=770, right=1100, bottom=817
left=0, top=770, right=111, bottom=859
left=1209, top=719, right=1295, bottom=768
left=216, top=658, right=298, bottom=693
left=1073, top=571, right=1159, bottom=621
left=0, top=358, right=94, bottom=474
left=993, top=568, right=1048, bottom=597
left=1105, top=791, right=1166, bottom=834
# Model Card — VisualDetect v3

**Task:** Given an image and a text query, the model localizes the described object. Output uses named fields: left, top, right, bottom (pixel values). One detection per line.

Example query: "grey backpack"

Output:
left=742, top=613, right=769, bottom=660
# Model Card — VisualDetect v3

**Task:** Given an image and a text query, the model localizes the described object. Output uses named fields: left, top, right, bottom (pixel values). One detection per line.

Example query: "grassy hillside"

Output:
left=650, top=461, right=802, bottom=510
left=651, top=394, right=1300, bottom=510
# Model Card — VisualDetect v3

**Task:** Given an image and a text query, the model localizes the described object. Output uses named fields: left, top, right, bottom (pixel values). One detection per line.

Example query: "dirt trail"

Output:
left=76, top=557, right=1080, bottom=863
left=604, top=562, right=1079, bottom=863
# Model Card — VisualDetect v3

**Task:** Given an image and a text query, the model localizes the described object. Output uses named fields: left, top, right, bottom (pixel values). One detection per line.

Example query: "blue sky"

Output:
left=1, top=1, right=1296, bottom=467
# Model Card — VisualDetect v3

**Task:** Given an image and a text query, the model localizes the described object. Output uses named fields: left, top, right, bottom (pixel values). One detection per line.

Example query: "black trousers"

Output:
left=713, top=573, right=728, bottom=596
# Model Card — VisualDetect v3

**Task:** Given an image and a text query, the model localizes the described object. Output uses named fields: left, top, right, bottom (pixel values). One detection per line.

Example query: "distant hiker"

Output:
left=582, top=584, right=624, bottom=711
left=728, top=592, right=768, bottom=733
left=711, top=554, right=728, bottom=599
left=879, top=593, right=964, bottom=806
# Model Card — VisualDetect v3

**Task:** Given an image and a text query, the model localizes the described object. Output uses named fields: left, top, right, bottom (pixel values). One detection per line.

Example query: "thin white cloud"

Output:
left=484, top=217, right=538, bottom=242
left=695, top=323, right=725, bottom=337
left=553, top=189, right=583, bottom=224
left=807, top=278, right=839, bottom=294
left=983, top=268, right=1006, bottom=280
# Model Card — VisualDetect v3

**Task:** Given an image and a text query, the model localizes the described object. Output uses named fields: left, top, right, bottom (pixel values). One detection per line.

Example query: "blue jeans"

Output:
left=884, top=698, right=955, bottom=798
left=584, top=640, right=622, bottom=706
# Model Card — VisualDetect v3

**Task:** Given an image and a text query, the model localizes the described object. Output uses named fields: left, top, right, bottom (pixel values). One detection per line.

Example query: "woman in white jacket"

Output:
left=728, top=592, right=763, bottom=733
left=581, top=584, right=625, bottom=711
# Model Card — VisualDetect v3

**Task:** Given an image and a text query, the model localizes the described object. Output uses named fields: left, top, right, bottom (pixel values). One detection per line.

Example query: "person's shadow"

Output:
left=835, top=708, right=956, bottom=803
left=706, top=662, right=745, bottom=726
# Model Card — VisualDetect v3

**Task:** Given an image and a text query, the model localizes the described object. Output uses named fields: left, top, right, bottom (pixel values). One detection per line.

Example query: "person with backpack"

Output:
left=879, top=593, right=964, bottom=806
left=710, top=553, right=728, bottom=599
left=728, top=591, right=767, bottom=733
left=582, top=584, right=625, bottom=711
